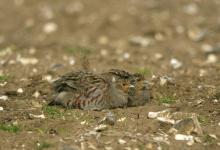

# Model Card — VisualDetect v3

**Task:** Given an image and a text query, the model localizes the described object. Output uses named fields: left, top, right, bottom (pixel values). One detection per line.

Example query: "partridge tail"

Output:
left=48, top=92, right=75, bottom=108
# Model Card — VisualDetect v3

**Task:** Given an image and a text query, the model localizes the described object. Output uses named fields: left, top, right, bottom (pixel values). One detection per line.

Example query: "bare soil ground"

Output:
left=0, top=0, right=220, bottom=150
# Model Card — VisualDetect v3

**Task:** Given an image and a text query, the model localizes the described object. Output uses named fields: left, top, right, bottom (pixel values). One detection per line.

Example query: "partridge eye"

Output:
left=122, top=83, right=126, bottom=86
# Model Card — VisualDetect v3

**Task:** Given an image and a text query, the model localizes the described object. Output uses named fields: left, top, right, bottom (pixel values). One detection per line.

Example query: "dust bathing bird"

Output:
left=48, top=69, right=150, bottom=110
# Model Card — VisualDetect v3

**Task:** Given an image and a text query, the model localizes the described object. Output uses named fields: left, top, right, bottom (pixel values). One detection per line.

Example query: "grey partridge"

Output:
left=48, top=69, right=150, bottom=110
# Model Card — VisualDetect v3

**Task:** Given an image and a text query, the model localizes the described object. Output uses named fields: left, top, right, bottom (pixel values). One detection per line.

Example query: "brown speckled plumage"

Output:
left=48, top=69, right=150, bottom=110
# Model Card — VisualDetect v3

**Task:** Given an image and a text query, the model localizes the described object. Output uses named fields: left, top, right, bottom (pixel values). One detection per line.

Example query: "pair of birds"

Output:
left=49, top=69, right=150, bottom=110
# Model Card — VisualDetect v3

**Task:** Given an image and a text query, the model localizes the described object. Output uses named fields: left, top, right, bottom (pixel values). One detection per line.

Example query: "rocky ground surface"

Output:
left=0, top=0, right=220, bottom=149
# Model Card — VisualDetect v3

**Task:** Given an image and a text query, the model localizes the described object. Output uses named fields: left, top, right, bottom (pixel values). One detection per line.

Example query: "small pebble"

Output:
left=17, top=88, right=24, bottom=93
left=146, top=143, right=153, bottom=149
left=42, top=75, right=53, bottom=82
left=155, top=33, right=164, bottom=41
left=124, top=147, right=132, bottom=150
left=0, top=82, right=7, bottom=87
left=175, top=134, right=194, bottom=141
left=123, top=52, right=130, bottom=59
left=29, top=114, right=45, bottom=119
left=94, top=124, right=108, bottom=132
left=32, top=68, right=38, bottom=73
left=0, top=106, right=3, bottom=111
left=13, top=121, right=18, bottom=125
left=201, top=44, right=213, bottom=53
left=188, top=28, right=206, bottom=42
left=199, top=69, right=207, bottom=77
left=69, top=58, right=75, bottom=65
left=0, top=95, right=8, bottom=101
left=43, top=22, right=57, bottom=34
left=206, top=54, right=218, bottom=64
left=148, top=112, right=159, bottom=119
left=105, top=146, right=113, bottom=150
left=80, top=120, right=87, bottom=125
left=100, top=49, right=108, bottom=57
left=148, top=109, right=170, bottom=119
left=170, top=58, right=182, bottom=69
left=209, top=134, right=218, bottom=140
left=98, top=36, right=109, bottom=45
left=183, top=3, right=198, bottom=15
left=157, top=117, right=175, bottom=124
left=194, top=137, right=202, bottom=143
left=129, top=36, right=151, bottom=47
left=18, top=57, right=38, bottom=65
left=117, top=117, right=126, bottom=122
left=29, top=47, right=36, bottom=54
left=32, top=91, right=40, bottom=98
left=154, top=53, right=163, bottom=60
left=118, top=139, right=126, bottom=145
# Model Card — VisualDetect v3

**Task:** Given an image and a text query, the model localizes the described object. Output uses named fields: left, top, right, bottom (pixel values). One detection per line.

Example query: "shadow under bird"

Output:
left=48, top=69, right=150, bottom=110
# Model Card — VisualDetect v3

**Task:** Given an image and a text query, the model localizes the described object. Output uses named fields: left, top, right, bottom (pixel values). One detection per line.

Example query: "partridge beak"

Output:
left=129, top=84, right=135, bottom=88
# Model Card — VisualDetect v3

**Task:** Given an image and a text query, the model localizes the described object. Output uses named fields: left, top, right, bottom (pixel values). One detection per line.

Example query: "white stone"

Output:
left=201, top=44, right=213, bottom=53
left=80, top=120, right=87, bottom=125
left=43, top=22, right=57, bottom=34
left=29, top=114, right=45, bottom=119
left=17, top=88, right=24, bottom=93
left=100, top=49, right=108, bottom=56
left=148, top=112, right=159, bottom=118
left=123, top=52, right=130, bottom=59
left=170, top=58, right=182, bottom=69
left=0, top=106, right=3, bottom=111
left=29, top=47, right=36, bottom=54
left=183, top=3, right=198, bottom=15
left=199, top=69, right=207, bottom=77
left=105, top=147, right=113, bottom=150
left=98, top=36, right=109, bottom=45
left=118, top=139, right=126, bottom=145
left=69, top=58, right=75, bottom=65
left=175, top=134, right=194, bottom=141
left=117, top=117, right=126, bottom=122
left=157, top=117, right=175, bottom=124
left=18, top=57, right=38, bottom=65
left=42, top=75, right=53, bottom=82
left=154, top=53, right=163, bottom=60
left=32, top=68, right=38, bottom=73
left=0, top=82, right=7, bottom=87
left=32, top=91, right=40, bottom=98
left=0, top=95, right=8, bottom=101
left=209, top=134, right=218, bottom=140
left=206, top=54, right=218, bottom=64
left=129, top=36, right=151, bottom=47
left=94, top=124, right=108, bottom=132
